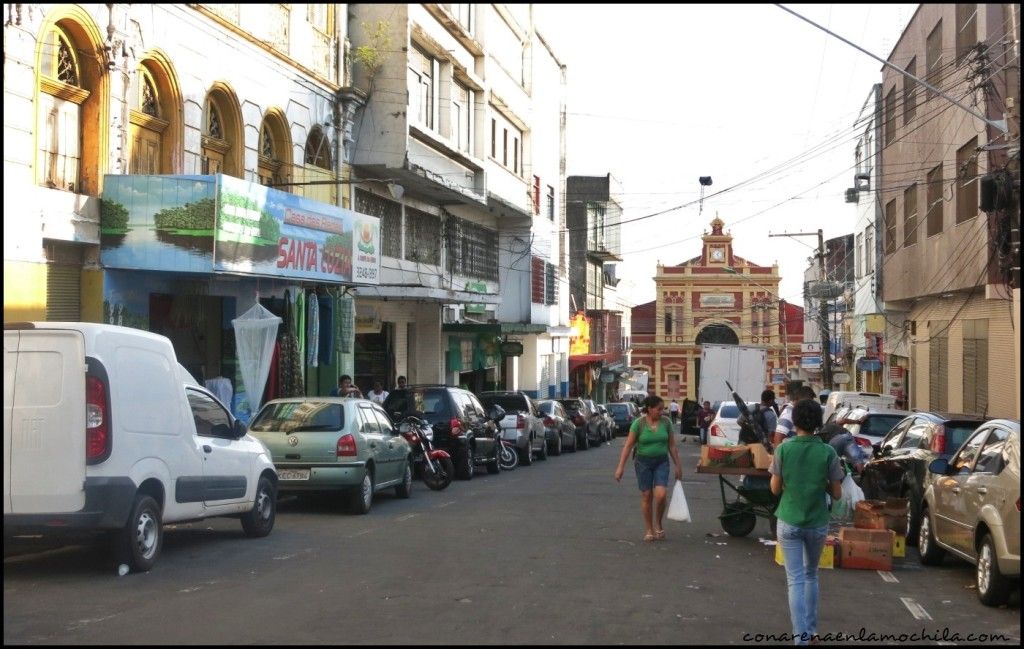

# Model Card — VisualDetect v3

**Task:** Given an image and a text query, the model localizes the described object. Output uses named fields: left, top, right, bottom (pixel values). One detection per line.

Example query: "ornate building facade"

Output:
left=631, top=217, right=803, bottom=401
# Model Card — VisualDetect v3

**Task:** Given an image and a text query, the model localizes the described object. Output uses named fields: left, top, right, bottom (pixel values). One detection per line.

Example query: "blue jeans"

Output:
left=633, top=455, right=670, bottom=491
left=777, top=520, right=828, bottom=645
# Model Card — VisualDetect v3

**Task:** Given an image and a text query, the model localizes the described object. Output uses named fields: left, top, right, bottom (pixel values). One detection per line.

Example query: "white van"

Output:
left=822, top=390, right=897, bottom=423
left=3, top=322, right=277, bottom=572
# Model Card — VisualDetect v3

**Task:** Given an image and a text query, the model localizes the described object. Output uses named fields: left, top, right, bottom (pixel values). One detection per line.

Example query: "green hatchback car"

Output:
left=249, top=397, right=413, bottom=514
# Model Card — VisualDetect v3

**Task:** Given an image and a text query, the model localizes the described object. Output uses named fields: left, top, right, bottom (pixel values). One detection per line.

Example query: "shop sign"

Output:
left=214, top=175, right=380, bottom=284
left=355, top=307, right=382, bottom=334
left=569, top=312, right=591, bottom=356
left=700, top=293, right=736, bottom=308
left=801, top=355, right=822, bottom=369
left=771, top=368, right=786, bottom=385
left=500, top=341, right=524, bottom=357
left=865, top=333, right=883, bottom=359
left=833, top=372, right=851, bottom=384
left=464, top=281, right=488, bottom=314
left=801, top=342, right=822, bottom=354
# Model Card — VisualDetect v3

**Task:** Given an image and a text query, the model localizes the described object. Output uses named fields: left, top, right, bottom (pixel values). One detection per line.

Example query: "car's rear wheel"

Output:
left=977, top=533, right=1012, bottom=606
left=537, top=437, right=549, bottom=461
left=488, top=444, right=502, bottom=474
left=550, top=435, right=562, bottom=456
left=566, top=433, right=577, bottom=452
left=905, top=494, right=921, bottom=546
left=457, top=447, right=475, bottom=480
left=395, top=461, right=413, bottom=499
left=349, top=470, right=374, bottom=515
left=917, top=506, right=945, bottom=565
left=520, top=440, right=534, bottom=466
left=579, top=432, right=590, bottom=450
left=241, top=476, right=276, bottom=537
left=116, top=494, right=162, bottom=573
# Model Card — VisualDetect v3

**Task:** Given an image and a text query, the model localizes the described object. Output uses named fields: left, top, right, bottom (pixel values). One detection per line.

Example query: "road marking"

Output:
left=348, top=528, right=379, bottom=537
left=877, top=571, right=899, bottom=583
left=395, top=513, right=418, bottom=522
left=435, top=501, right=456, bottom=508
left=900, top=597, right=933, bottom=620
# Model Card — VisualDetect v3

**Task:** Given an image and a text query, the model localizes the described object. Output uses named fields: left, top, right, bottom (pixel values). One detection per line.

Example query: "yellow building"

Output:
left=630, top=217, right=803, bottom=400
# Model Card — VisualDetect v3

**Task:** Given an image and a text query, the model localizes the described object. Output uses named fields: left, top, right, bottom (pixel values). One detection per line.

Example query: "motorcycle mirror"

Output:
left=488, top=405, right=506, bottom=422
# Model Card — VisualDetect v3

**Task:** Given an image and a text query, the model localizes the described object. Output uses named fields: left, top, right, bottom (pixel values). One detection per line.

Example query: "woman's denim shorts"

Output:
left=634, top=454, right=670, bottom=491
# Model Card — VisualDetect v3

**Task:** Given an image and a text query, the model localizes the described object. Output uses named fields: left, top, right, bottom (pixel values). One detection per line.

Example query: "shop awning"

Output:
left=857, top=357, right=883, bottom=372
left=442, top=322, right=549, bottom=335
left=569, top=353, right=612, bottom=372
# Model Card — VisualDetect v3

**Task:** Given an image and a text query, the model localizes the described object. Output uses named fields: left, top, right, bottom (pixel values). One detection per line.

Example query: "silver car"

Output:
left=478, top=392, right=548, bottom=465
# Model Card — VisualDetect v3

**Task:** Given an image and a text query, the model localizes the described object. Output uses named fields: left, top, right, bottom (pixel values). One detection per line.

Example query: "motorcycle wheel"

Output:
left=423, top=457, right=454, bottom=491
left=499, top=443, right=519, bottom=470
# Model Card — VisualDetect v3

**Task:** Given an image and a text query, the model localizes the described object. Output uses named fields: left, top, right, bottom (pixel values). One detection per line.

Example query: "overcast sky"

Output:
left=535, top=3, right=919, bottom=305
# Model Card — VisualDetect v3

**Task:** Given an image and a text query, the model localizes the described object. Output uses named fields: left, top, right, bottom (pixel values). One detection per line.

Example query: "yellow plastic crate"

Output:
left=774, top=540, right=836, bottom=569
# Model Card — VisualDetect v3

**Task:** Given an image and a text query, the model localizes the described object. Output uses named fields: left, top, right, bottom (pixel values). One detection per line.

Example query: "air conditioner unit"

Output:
left=845, top=188, right=859, bottom=203
left=443, top=306, right=459, bottom=324
left=855, top=172, right=871, bottom=192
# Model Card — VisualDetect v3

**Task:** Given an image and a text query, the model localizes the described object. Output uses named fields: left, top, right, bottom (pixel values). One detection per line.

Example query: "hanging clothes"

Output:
left=306, top=290, right=320, bottom=367
left=283, top=289, right=293, bottom=336
left=318, top=293, right=334, bottom=365
left=279, top=331, right=304, bottom=397
left=262, top=339, right=281, bottom=405
left=205, top=376, right=233, bottom=408
left=295, top=290, right=305, bottom=384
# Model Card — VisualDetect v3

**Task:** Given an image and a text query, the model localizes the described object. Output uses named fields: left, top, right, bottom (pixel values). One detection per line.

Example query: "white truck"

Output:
left=698, top=344, right=768, bottom=405
left=4, top=322, right=278, bottom=572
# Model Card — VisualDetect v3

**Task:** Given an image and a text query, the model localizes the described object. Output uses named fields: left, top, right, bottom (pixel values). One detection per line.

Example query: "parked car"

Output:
left=248, top=398, right=413, bottom=514
left=861, top=411, right=989, bottom=543
left=478, top=391, right=547, bottom=465
left=558, top=398, right=595, bottom=450
left=537, top=399, right=576, bottom=454
left=606, top=402, right=637, bottom=437
left=383, top=386, right=501, bottom=480
left=830, top=405, right=911, bottom=449
left=919, top=419, right=1020, bottom=606
left=583, top=399, right=613, bottom=444
left=822, top=390, right=897, bottom=423
left=3, top=322, right=278, bottom=573
left=706, top=398, right=762, bottom=447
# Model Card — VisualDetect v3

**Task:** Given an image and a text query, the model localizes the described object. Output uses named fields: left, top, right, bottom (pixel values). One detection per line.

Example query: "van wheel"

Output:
left=116, top=494, right=162, bottom=573
left=241, top=476, right=276, bottom=538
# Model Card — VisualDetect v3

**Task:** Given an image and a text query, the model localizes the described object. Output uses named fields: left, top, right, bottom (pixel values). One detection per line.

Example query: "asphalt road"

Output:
left=4, top=432, right=1020, bottom=645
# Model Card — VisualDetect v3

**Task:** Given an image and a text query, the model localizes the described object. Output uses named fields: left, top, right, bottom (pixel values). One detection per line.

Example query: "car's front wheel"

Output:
left=917, top=506, right=945, bottom=565
left=241, top=475, right=276, bottom=537
left=977, top=533, right=1012, bottom=606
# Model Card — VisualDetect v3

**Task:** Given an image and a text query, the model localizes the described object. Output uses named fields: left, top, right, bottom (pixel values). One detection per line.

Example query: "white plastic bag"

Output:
left=831, top=473, right=864, bottom=522
left=667, top=480, right=691, bottom=522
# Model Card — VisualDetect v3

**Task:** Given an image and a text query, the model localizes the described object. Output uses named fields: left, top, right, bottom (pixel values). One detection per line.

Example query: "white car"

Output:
left=707, top=398, right=763, bottom=447
left=4, top=323, right=278, bottom=573
left=830, top=405, right=912, bottom=448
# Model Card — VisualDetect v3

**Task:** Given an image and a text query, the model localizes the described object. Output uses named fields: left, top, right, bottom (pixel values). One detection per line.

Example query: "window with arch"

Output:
left=258, top=112, right=292, bottom=191
left=128, top=63, right=171, bottom=174
left=300, top=126, right=336, bottom=205
left=201, top=87, right=241, bottom=177
left=37, top=23, right=90, bottom=192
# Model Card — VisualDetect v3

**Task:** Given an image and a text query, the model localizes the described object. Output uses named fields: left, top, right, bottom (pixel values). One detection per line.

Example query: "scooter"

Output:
left=398, top=415, right=454, bottom=491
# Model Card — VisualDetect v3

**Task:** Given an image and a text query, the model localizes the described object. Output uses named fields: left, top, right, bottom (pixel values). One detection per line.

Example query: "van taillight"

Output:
left=86, top=375, right=109, bottom=462
left=930, top=426, right=946, bottom=454
left=336, top=434, right=357, bottom=457
left=710, top=424, right=724, bottom=438
left=516, top=415, right=526, bottom=429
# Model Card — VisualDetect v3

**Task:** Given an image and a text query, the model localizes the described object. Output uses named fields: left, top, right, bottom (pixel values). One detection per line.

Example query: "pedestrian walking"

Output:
left=613, top=395, right=683, bottom=542
left=769, top=399, right=845, bottom=645
left=669, top=399, right=680, bottom=426
left=697, top=400, right=714, bottom=445
left=367, top=380, right=389, bottom=404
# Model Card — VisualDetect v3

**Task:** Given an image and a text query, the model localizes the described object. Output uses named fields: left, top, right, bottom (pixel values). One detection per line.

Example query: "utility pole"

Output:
left=769, top=229, right=834, bottom=390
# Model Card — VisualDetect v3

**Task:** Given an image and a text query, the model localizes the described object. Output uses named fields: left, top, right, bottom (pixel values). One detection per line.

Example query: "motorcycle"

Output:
left=398, top=415, right=454, bottom=491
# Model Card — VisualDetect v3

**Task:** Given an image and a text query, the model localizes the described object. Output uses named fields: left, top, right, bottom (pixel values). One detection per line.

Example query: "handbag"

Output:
left=666, top=479, right=691, bottom=522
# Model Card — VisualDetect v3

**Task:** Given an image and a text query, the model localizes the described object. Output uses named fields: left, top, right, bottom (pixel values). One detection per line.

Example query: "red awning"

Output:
left=569, top=353, right=612, bottom=372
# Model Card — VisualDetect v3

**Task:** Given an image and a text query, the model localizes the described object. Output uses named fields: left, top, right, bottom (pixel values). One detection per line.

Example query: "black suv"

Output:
left=861, top=411, right=988, bottom=543
left=383, top=386, right=501, bottom=480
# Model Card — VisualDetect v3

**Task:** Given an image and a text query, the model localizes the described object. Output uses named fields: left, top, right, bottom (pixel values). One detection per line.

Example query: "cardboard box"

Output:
left=699, top=444, right=753, bottom=468
left=774, top=536, right=837, bottom=569
left=745, top=443, right=774, bottom=470
left=839, top=527, right=894, bottom=570
left=893, top=534, right=906, bottom=558
left=854, top=499, right=908, bottom=535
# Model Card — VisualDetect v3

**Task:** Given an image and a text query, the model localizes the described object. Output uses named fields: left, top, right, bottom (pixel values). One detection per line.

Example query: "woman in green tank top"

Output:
left=614, top=395, right=683, bottom=542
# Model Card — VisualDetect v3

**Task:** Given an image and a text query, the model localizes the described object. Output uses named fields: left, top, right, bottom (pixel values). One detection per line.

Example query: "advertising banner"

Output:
left=215, top=175, right=379, bottom=284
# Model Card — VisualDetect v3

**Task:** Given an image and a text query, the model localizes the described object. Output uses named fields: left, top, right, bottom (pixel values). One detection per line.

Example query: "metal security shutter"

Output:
left=46, top=264, right=81, bottom=321
left=552, top=355, right=561, bottom=398
left=962, top=320, right=988, bottom=415
left=928, top=321, right=948, bottom=411
left=539, top=354, right=551, bottom=398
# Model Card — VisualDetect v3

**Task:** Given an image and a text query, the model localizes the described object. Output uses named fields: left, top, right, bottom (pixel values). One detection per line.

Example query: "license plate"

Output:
left=278, top=469, right=310, bottom=480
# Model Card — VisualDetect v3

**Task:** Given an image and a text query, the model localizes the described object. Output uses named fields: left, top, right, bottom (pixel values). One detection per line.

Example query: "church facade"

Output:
left=631, top=217, right=804, bottom=401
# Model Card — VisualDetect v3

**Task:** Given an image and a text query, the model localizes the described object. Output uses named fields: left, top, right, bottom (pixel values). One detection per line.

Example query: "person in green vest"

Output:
left=769, top=399, right=845, bottom=645
left=613, top=395, right=683, bottom=542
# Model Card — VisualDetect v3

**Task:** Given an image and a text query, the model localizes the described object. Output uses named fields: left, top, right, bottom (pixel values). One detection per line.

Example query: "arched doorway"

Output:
left=696, top=324, right=739, bottom=346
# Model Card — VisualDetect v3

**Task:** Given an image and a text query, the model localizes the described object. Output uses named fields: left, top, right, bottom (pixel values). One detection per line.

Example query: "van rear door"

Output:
left=5, top=329, right=87, bottom=514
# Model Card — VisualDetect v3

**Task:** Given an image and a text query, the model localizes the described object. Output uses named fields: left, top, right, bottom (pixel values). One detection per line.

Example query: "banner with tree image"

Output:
left=212, top=175, right=379, bottom=284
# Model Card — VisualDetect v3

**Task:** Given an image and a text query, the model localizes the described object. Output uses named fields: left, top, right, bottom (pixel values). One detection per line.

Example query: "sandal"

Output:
left=654, top=529, right=666, bottom=540
left=643, top=533, right=655, bottom=542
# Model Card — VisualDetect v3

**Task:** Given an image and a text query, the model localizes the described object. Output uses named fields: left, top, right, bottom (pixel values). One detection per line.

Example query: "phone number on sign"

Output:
left=355, top=266, right=377, bottom=281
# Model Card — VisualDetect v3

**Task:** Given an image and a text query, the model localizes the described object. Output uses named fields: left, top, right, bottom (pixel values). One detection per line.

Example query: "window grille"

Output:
left=355, top=188, right=402, bottom=258
left=545, top=262, right=557, bottom=306
left=446, top=216, right=497, bottom=281
left=405, top=207, right=442, bottom=266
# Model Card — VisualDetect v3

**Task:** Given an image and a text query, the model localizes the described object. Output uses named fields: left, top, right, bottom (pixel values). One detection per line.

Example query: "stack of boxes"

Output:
left=773, top=498, right=909, bottom=570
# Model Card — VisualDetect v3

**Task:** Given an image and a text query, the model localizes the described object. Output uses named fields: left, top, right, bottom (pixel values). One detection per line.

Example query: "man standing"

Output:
left=669, top=399, right=680, bottom=427
left=755, top=389, right=779, bottom=440
left=367, top=380, right=389, bottom=404
left=697, top=400, right=714, bottom=445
